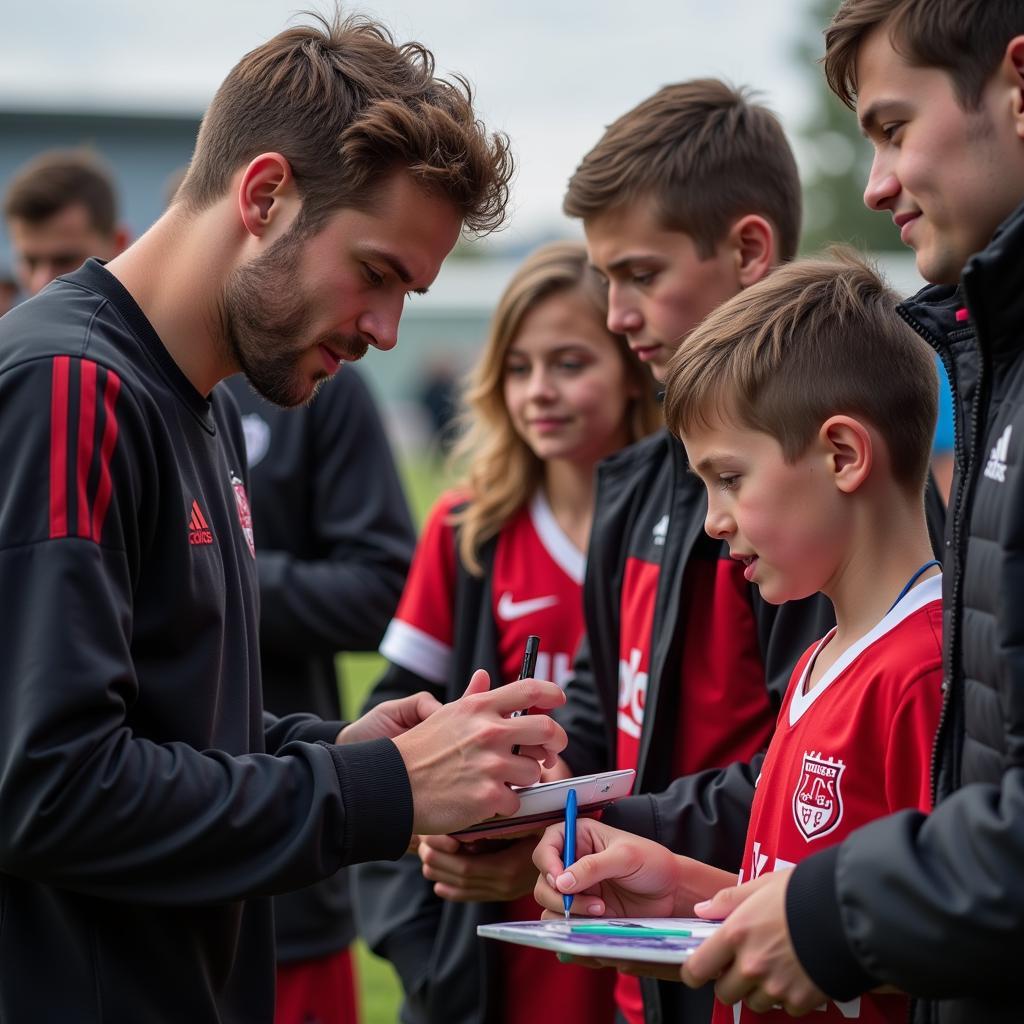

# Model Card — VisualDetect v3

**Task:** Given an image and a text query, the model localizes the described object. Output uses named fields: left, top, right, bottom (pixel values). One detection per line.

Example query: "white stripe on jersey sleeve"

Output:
left=379, top=618, right=452, bottom=685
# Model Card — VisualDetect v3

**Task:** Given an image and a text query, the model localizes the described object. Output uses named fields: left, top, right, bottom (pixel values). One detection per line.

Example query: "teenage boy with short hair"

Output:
left=554, top=84, right=840, bottom=1024
left=3, top=148, right=129, bottom=297
left=533, top=250, right=944, bottom=1024
left=0, top=14, right=572, bottom=1023
left=654, top=3, right=1024, bottom=1022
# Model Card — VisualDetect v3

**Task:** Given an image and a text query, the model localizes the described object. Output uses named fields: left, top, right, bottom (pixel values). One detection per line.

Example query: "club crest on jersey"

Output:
left=230, top=473, right=256, bottom=559
left=792, top=751, right=846, bottom=841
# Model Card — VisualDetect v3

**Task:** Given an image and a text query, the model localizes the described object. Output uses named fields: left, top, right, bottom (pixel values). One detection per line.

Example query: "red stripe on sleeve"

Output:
left=76, top=359, right=98, bottom=538
left=90, top=369, right=122, bottom=543
left=49, top=356, right=70, bottom=538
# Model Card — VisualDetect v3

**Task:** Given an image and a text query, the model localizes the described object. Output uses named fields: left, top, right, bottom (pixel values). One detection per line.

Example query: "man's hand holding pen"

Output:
left=391, top=667, right=567, bottom=837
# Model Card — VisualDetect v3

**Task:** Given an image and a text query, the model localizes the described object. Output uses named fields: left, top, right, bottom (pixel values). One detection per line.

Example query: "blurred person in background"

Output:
left=417, top=351, right=461, bottom=456
left=0, top=265, right=16, bottom=316
left=224, top=361, right=415, bottom=1024
left=3, top=148, right=128, bottom=297
left=355, top=241, right=661, bottom=1024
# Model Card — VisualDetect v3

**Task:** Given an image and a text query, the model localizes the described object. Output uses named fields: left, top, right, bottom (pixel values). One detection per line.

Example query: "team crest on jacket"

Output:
left=230, top=473, right=256, bottom=558
left=792, top=751, right=846, bottom=841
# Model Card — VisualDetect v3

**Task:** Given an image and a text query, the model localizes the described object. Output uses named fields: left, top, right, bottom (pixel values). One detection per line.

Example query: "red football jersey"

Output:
left=616, top=555, right=773, bottom=776
left=380, top=488, right=616, bottom=1024
left=616, top=551, right=773, bottom=1024
left=615, top=554, right=659, bottom=771
left=712, top=575, right=944, bottom=1024
left=381, top=490, right=585, bottom=690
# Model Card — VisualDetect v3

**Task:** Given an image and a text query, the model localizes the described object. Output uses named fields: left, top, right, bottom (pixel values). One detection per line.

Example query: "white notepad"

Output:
left=478, top=917, right=720, bottom=964
left=451, top=769, right=635, bottom=840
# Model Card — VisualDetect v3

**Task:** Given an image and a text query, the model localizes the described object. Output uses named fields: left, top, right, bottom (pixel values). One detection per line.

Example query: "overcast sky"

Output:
left=2, top=1, right=832, bottom=244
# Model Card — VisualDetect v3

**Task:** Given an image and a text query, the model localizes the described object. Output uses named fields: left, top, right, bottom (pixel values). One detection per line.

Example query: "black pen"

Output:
left=510, top=634, right=540, bottom=756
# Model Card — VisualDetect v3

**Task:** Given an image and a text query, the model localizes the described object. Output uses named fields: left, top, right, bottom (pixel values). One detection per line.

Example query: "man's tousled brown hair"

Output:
left=824, top=0, right=1024, bottom=110
left=564, top=79, right=801, bottom=261
left=663, top=248, right=937, bottom=493
left=179, top=10, right=513, bottom=235
left=4, top=149, right=118, bottom=234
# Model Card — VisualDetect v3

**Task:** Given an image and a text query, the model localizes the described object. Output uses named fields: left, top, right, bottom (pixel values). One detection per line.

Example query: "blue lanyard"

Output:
left=887, top=560, right=942, bottom=613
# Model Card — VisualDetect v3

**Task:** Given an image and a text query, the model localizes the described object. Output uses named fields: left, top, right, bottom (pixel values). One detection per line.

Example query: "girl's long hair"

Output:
left=450, top=240, right=661, bottom=575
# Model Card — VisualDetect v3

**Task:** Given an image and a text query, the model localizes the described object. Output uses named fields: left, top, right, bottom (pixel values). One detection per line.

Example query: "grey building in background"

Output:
left=0, top=104, right=929, bottom=457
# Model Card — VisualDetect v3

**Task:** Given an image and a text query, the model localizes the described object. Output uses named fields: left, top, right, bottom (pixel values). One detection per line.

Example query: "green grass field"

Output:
left=338, top=454, right=450, bottom=1023
left=338, top=648, right=406, bottom=1024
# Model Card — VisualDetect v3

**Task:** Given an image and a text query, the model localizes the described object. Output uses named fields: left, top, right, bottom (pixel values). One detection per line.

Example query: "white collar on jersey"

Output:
left=788, top=572, right=942, bottom=726
left=529, top=490, right=587, bottom=585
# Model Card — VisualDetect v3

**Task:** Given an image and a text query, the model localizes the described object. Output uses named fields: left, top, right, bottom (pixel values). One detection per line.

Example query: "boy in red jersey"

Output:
left=533, top=250, right=943, bottom=1024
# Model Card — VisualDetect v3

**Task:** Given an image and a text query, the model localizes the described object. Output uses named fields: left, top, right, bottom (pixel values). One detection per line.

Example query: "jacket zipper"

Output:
left=896, top=305, right=984, bottom=803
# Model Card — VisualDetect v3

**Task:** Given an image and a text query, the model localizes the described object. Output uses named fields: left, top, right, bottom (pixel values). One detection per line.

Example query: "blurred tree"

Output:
left=796, top=0, right=900, bottom=252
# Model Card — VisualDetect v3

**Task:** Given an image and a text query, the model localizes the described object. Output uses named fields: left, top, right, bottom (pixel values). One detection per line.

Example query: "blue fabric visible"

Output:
left=934, top=356, right=954, bottom=453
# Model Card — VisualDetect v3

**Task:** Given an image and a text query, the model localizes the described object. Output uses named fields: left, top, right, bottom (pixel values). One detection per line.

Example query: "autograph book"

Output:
left=478, top=918, right=720, bottom=964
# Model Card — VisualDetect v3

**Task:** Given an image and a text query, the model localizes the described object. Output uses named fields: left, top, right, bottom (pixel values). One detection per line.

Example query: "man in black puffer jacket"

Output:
left=677, top=4, right=1024, bottom=1022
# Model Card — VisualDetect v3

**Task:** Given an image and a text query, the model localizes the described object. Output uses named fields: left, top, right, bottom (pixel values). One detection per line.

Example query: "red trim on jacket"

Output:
left=76, top=359, right=97, bottom=539
left=90, top=369, right=121, bottom=542
left=49, top=355, right=70, bottom=539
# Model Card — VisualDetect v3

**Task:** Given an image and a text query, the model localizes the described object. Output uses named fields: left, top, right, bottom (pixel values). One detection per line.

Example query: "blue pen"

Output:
left=563, top=788, right=577, bottom=920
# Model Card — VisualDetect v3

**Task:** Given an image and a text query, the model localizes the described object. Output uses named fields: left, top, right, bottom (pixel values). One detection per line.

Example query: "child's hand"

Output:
left=419, top=833, right=540, bottom=902
left=532, top=818, right=696, bottom=919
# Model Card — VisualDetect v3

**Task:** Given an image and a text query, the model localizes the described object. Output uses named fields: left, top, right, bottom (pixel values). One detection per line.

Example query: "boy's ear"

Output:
left=237, top=153, right=298, bottom=239
left=820, top=415, right=873, bottom=495
left=1006, top=36, right=1024, bottom=140
left=726, top=214, right=775, bottom=289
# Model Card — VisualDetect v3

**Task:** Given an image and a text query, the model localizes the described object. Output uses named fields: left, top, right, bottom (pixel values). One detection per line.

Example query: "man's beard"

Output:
left=221, top=229, right=367, bottom=408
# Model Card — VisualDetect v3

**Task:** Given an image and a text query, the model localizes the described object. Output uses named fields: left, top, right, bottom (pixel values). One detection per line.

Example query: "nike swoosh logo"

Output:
left=497, top=592, right=558, bottom=621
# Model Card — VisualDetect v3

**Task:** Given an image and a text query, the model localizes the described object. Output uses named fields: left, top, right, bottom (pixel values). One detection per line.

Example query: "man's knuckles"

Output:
left=737, top=949, right=770, bottom=980
left=760, top=977, right=789, bottom=1005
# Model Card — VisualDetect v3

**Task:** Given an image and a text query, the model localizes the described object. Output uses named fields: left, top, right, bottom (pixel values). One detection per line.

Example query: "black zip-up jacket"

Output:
left=224, top=369, right=415, bottom=962
left=0, top=261, right=413, bottom=1022
left=786, top=202, right=1024, bottom=1024
left=353, top=532, right=512, bottom=1024
left=554, top=428, right=945, bottom=1024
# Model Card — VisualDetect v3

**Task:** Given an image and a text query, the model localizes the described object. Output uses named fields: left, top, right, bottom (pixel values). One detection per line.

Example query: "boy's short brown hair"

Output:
left=179, top=11, right=512, bottom=236
left=3, top=149, right=118, bottom=235
left=824, top=0, right=1024, bottom=110
left=663, top=249, right=938, bottom=493
left=563, top=79, right=801, bottom=261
